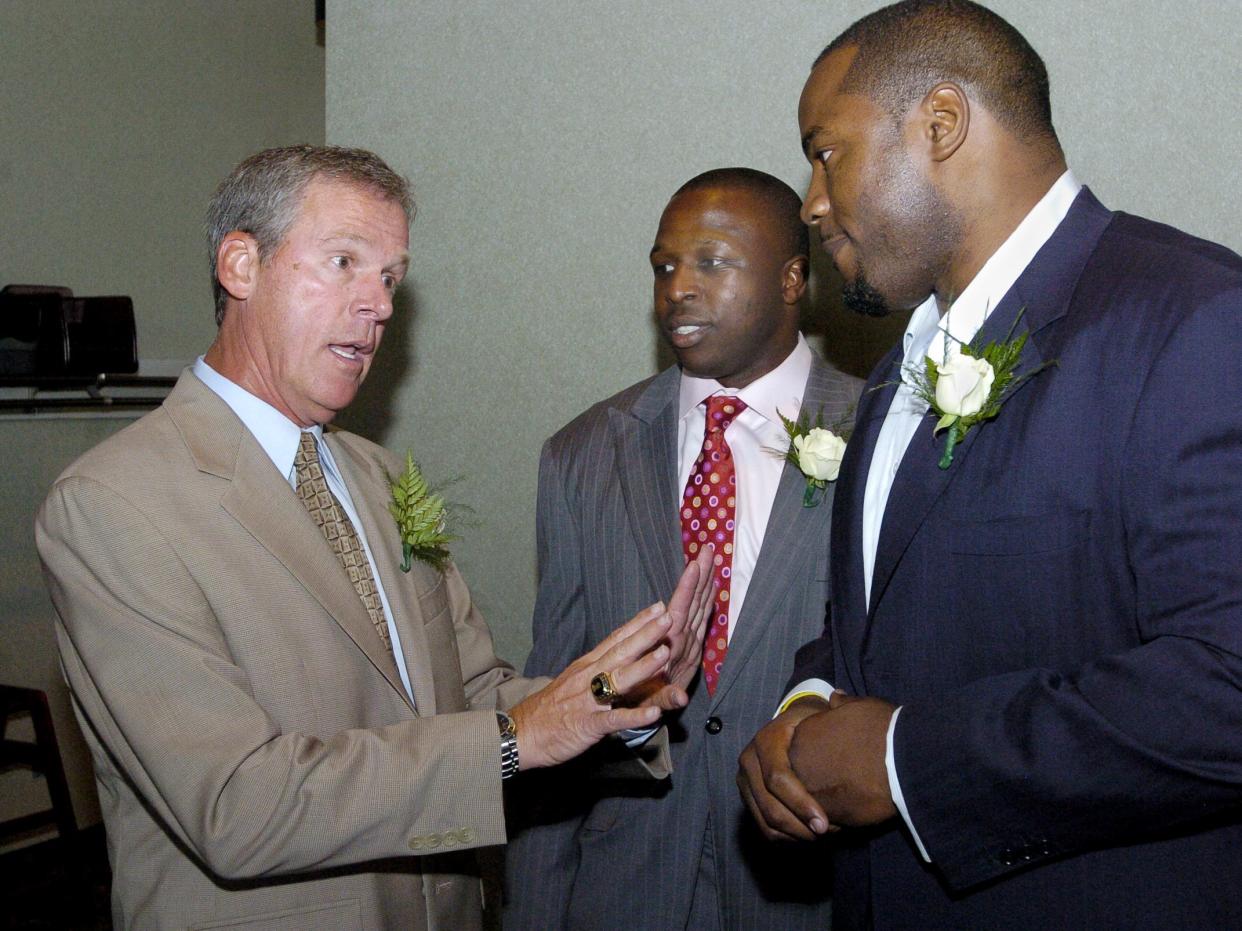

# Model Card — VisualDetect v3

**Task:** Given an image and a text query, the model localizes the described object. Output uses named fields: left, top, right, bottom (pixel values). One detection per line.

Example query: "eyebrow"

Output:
left=649, top=237, right=730, bottom=257
left=801, top=126, right=824, bottom=157
left=320, top=233, right=409, bottom=269
left=319, top=232, right=369, bottom=245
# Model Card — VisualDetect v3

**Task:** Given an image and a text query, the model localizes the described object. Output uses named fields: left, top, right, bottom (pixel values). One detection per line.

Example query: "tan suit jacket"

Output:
left=36, top=371, right=542, bottom=930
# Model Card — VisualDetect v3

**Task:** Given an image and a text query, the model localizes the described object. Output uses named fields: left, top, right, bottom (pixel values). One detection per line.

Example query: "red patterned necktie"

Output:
left=681, top=394, right=747, bottom=695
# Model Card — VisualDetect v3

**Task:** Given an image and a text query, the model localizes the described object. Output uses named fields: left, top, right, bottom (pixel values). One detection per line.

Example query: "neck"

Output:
left=935, top=146, right=1066, bottom=313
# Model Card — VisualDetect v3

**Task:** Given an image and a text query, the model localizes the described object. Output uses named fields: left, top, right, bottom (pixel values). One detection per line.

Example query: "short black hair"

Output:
left=817, top=0, right=1059, bottom=146
left=672, top=167, right=809, bottom=262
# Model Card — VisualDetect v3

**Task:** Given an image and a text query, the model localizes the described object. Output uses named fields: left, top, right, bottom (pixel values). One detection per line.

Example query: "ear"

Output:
left=215, top=231, right=260, bottom=303
left=781, top=255, right=809, bottom=305
left=921, top=82, right=969, bottom=162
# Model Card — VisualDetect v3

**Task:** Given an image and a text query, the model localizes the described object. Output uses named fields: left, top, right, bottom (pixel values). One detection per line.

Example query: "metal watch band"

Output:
left=496, top=711, right=519, bottom=780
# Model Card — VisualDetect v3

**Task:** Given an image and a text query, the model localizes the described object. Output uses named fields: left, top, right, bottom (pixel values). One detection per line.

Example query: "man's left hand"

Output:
left=787, top=690, right=899, bottom=828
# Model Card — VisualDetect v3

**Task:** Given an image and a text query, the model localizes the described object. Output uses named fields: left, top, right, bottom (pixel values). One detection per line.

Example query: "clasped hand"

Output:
left=737, top=690, right=898, bottom=841
left=510, top=544, right=715, bottom=770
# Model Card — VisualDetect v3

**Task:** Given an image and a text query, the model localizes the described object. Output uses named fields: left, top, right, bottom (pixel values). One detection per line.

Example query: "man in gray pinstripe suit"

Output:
left=504, top=168, right=862, bottom=929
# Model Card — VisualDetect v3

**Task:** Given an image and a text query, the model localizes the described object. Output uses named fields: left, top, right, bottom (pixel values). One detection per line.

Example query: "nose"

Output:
left=665, top=265, right=698, bottom=303
left=355, top=276, right=395, bottom=322
left=802, top=171, right=830, bottom=228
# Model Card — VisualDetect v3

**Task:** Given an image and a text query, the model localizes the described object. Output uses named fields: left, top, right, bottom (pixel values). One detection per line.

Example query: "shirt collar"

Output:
left=903, top=169, right=1082, bottom=369
left=678, top=333, right=814, bottom=424
left=192, top=356, right=333, bottom=483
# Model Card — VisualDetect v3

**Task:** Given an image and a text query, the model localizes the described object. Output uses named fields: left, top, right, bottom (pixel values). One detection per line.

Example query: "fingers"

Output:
left=638, top=682, right=690, bottom=712
left=600, top=703, right=662, bottom=733
left=665, top=553, right=704, bottom=632
left=609, top=640, right=671, bottom=698
left=737, top=745, right=823, bottom=842
left=689, top=545, right=716, bottom=629
left=827, top=688, right=855, bottom=709
left=661, top=546, right=716, bottom=683
left=579, top=601, right=665, bottom=666
left=736, top=711, right=834, bottom=842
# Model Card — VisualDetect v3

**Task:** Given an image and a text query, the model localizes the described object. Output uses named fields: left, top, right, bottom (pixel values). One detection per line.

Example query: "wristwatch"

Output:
left=496, top=711, right=519, bottom=780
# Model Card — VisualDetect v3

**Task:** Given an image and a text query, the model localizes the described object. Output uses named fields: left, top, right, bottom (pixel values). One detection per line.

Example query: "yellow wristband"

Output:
left=776, top=690, right=830, bottom=716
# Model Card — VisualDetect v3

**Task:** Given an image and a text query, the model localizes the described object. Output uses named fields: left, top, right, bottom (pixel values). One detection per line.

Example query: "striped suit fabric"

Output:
left=503, top=353, right=862, bottom=930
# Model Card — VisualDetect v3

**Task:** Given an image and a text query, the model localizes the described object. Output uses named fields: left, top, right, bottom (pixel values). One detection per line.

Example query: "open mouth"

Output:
left=667, top=321, right=708, bottom=348
left=328, top=343, right=368, bottom=363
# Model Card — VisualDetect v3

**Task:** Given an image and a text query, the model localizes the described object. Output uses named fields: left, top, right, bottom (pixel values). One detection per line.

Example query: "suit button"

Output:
left=705, top=717, right=723, bottom=735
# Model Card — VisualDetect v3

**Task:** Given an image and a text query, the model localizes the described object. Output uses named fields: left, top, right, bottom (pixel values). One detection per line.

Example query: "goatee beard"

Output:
left=842, top=275, right=892, bottom=317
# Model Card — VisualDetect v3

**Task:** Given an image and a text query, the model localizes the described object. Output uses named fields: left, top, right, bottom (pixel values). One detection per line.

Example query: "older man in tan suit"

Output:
left=36, top=145, right=711, bottom=930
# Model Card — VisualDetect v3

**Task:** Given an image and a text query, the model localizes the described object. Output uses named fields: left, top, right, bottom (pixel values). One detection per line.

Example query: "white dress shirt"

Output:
left=678, top=334, right=814, bottom=639
left=193, top=357, right=417, bottom=705
left=780, top=171, right=1082, bottom=860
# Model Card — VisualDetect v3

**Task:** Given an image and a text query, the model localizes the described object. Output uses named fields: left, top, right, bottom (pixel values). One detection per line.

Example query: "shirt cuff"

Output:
left=618, top=726, right=658, bottom=748
left=774, top=678, right=835, bottom=717
left=886, top=706, right=931, bottom=862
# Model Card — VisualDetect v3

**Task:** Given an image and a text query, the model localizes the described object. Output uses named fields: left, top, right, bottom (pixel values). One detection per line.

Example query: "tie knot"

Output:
left=705, top=395, right=746, bottom=434
left=295, top=431, right=320, bottom=466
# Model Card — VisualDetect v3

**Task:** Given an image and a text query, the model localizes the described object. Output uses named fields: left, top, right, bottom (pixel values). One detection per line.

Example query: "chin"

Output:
left=842, top=277, right=894, bottom=318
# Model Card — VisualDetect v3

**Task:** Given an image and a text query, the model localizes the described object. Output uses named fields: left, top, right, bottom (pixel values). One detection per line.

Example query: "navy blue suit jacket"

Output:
left=793, top=189, right=1242, bottom=929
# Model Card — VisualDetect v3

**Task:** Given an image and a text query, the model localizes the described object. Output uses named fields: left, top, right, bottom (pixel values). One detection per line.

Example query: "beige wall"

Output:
left=327, top=0, right=1242, bottom=669
left=0, top=1, right=324, bottom=838
left=4, top=0, right=1238, bottom=844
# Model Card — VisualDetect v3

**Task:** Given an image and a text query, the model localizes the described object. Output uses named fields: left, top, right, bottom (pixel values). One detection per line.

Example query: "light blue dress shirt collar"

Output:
left=191, top=357, right=339, bottom=486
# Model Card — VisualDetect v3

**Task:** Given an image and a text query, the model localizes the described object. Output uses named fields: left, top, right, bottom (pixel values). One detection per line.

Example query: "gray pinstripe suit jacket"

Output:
left=504, top=352, right=862, bottom=930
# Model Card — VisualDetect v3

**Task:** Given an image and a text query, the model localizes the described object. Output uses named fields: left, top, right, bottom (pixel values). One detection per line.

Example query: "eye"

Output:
left=652, top=261, right=673, bottom=275
left=381, top=273, right=397, bottom=291
left=331, top=255, right=352, bottom=270
left=815, top=148, right=833, bottom=169
left=699, top=257, right=726, bottom=269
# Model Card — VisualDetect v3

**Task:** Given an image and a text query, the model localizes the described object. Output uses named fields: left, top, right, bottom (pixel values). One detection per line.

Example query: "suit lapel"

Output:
left=165, top=374, right=414, bottom=710
left=832, top=350, right=900, bottom=691
left=611, top=367, right=683, bottom=601
left=711, top=356, right=845, bottom=703
left=865, top=188, right=1115, bottom=622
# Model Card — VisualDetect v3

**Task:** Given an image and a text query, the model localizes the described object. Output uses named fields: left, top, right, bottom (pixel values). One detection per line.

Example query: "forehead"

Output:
left=798, top=46, right=868, bottom=134
left=287, top=177, right=408, bottom=243
left=655, top=187, right=776, bottom=246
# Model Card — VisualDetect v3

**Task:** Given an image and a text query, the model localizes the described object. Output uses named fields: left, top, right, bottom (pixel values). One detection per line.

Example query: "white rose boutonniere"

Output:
left=899, top=308, right=1054, bottom=469
left=933, top=345, right=994, bottom=420
left=775, top=408, right=852, bottom=507
left=793, top=428, right=847, bottom=483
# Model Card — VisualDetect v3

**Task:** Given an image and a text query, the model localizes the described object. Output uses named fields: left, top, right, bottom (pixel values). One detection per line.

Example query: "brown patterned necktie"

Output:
left=294, top=431, right=392, bottom=656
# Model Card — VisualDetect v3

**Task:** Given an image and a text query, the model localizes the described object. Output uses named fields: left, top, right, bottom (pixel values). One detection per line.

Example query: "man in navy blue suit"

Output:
left=738, top=1, right=1242, bottom=927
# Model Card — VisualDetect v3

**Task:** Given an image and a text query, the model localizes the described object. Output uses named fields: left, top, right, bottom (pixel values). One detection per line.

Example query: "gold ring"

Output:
left=590, top=671, right=619, bottom=705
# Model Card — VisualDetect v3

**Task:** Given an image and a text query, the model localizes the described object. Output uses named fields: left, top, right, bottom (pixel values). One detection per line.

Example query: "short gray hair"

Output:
left=205, top=145, right=414, bottom=324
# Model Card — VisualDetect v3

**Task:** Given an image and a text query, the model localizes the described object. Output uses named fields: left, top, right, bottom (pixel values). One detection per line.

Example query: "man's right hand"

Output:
left=509, top=547, right=712, bottom=770
left=736, top=697, right=833, bottom=841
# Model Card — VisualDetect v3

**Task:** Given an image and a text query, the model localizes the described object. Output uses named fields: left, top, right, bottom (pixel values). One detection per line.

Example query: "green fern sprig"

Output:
left=387, top=451, right=453, bottom=573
